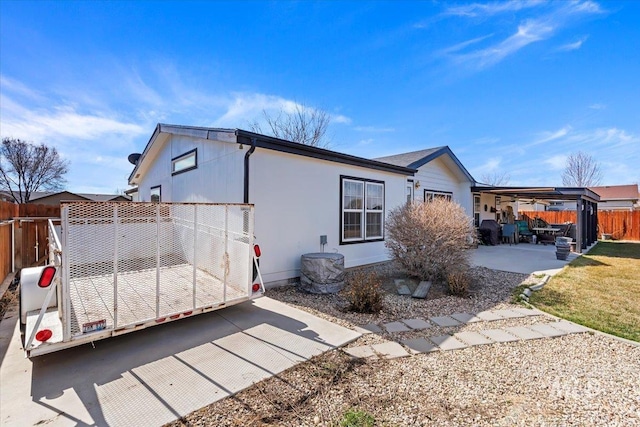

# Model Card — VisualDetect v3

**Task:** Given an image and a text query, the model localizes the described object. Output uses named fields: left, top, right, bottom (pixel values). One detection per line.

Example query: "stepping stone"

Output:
left=492, top=309, right=527, bottom=319
left=429, top=335, right=468, bottom=351
left=527, top=323, right=568, bottom=338
left=343, top=346, right=377, bottom=359
left=551, top=321, right=590, bottom=334
left=401, top=338, right=439, bottom=354
left=511, top=307, right=543, bottom=317
left=503, top=326, right=546, bottom=340
left=383, top=321, right=411, bottom=333
left=353, top=326, right=376, bottom=334
left=429, top=316, right=461, bottom=327
left=454, top=331, right=495, bottom=346
left=474, top=311, right=505, bottom=321
left=360, top=323, right=383, bottom=334
left=394, top=279, right=412, bottom=296
left=372, top=341, right=410, bottom=359
left=450, top=312, right=482, bottom=324
left=401, top=318, right=432, bottom=330
left=479, top=329, right=520, bottom=343
left=412, top=281, right=431, bottom=299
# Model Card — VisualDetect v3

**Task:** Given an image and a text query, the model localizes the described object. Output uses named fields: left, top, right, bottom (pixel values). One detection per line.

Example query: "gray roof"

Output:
left=374, top=147, right=444, bottom=168
left=2, top=190, right=130, bottom=203
left=374, top=146, right=475, bottom=182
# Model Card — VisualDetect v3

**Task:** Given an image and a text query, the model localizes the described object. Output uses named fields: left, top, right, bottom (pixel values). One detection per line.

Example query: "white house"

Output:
left=128, top=124, right=476, bottom=286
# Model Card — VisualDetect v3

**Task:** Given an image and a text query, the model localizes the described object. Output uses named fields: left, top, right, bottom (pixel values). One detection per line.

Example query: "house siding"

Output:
left=413, top=157, right=473, bottom=217
left=251, top=148, right=406, bottom=284
left=137, top=134, right=244, bottom=203
left=136, top=133, right=406, bottom=285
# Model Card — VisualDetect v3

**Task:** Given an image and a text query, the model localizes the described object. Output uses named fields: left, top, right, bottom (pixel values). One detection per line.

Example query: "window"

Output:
left=473, top=194, right=481, bottom=227
left=406, top=180, right=414, bottom=203
left=150, top=185, right=161, bottom=203
left=424, top=189, right=452, bottom=202
left=172, top=149, right=197, bottom=175
left=341, top=176, right=385, bottom=243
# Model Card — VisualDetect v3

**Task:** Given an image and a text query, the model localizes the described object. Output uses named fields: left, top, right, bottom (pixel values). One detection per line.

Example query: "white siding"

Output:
left=413, top=157, right=473, bottom=217
left=136, top=133, right=407, bottom=285
left=137, top=135, right=244, bottom=203
left=251, top=148, right=406, bottom=284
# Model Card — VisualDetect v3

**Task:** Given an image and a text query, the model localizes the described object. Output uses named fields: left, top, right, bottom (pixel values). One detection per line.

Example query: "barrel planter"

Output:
left=555, top=237, right=572, bottom=260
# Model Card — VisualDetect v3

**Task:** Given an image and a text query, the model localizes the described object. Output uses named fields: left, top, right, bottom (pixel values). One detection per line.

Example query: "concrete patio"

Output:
left=0, top=297, right=360, bottom=427
left=470, top=241, right=583, bottom=275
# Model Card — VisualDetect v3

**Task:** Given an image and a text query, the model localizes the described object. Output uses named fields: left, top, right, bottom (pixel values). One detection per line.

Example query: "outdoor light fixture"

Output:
left=414, top=181, right=421, bottom=189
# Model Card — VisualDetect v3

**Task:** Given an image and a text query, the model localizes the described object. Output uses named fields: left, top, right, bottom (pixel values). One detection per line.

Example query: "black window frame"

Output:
left=150, top=185, right=161, bottom=203
left=171, top=148, right=198, bottom=176
left=340, top=175, right=385, bottom=245
left=423, top=189, right=452, bottom=202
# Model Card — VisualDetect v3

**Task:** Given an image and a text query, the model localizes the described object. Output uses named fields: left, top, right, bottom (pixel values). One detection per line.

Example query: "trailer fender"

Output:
left=20, top=266, right=58, bottom=325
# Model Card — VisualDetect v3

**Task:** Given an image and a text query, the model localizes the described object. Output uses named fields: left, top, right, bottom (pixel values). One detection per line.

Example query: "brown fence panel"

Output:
left=521, top=210, right=640, bottom=241
left=1, top=201, right=19, bottom=283
left=18, top=204, right=61, bottom=267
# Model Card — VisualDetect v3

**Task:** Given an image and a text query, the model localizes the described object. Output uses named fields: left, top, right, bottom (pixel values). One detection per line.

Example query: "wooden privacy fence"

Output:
left=0, top=201, right=61, bottom=283
left=0, top=202, right=18, bottom=284
left=521, top=210, right=640, bottom=241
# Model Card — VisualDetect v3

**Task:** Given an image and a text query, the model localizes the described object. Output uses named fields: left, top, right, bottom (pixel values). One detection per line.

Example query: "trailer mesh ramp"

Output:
left=63, top=202, right=253, bottom=337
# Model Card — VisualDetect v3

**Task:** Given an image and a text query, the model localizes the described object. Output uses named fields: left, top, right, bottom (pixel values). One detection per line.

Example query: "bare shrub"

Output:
left=446, top=269, right=471, bottom=296
left=385, top=199, right=475, bottom=281
left=343, top=271, right=383, bottom=313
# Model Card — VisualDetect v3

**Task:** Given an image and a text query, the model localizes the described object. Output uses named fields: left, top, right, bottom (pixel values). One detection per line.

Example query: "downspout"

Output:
left=244, top=137, right=257, bottom=203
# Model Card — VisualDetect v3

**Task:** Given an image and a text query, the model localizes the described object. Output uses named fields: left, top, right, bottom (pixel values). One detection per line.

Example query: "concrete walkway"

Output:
left=345, top=308, right=590, bottom=359
left=0, top=297, right=360, bottom=427
left=470, top=242, right=580, bottom=275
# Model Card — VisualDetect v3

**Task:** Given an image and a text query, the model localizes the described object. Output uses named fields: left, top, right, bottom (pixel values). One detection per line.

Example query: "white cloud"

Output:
left=451, top=20, right=554, bottom=69
left=358, top=139, right=374, bottom=146
left=0, top=94, right=145, bottom=142
left=588, top=103, right=606, bottom=110
left=472, top=157, right=502, bottom=175
left=333, top=114, right=352, bottom=124
left=544, top=154, right=567, bottom=170
left=443, top=1, right=604, bottom=70
left=444, top=0, right=545, bottom=18
left=557, top=36, right=588, bottom=51
left=438, top=34, right=494, bottom=55
left=213, top=92, right=351, bottom=129
left=530, top=125, right=572, bottom=146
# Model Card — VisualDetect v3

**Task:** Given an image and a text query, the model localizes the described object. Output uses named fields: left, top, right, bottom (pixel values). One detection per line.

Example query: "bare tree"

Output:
left=0, top=137, right=69, bottom=203
left=561, top=151, right=603, bottom=187
left=480, top=171, right=511, bottom=186
left=250, top=103, right=331, bottom=148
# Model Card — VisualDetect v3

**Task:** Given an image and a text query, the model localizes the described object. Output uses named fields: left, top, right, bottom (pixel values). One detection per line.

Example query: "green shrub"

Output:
left=386, top=198, right=474, bottom=282
left=339, top=408, right=375, bottom=427
left=344, top=271, right=383, bottom=313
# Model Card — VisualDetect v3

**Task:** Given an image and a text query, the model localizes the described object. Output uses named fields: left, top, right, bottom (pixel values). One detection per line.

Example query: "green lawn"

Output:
left=529, top=241, right=640, bottom=342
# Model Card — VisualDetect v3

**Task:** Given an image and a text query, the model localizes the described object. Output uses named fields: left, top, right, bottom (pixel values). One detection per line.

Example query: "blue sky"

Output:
left=1, top=0, right=638, bottom=194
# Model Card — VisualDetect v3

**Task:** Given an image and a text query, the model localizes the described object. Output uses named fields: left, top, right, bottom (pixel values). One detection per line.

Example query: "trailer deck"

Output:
left=26, top=263, right=248, bottom=353
left=23, top=202, right=261, bottom=357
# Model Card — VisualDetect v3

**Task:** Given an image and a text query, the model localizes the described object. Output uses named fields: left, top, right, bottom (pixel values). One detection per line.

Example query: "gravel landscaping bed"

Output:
left=167, top=264, right=640, bottom=427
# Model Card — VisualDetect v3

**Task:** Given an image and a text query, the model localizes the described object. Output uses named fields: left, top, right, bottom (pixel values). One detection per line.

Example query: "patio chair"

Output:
left=515, top=220, right=533, bottom=243
left=501, top=224, right=516, bottom=245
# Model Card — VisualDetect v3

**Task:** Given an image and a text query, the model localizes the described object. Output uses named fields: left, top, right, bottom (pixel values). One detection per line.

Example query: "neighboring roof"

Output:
left=374, top=146, right=475, bottom=182
left=589, top=184, right=639, bottom=201
left=3, top=190, right=131, bottom=203
left=471, top=186, right=601, bottom=203
left=128, top=123, right=416, bottom=184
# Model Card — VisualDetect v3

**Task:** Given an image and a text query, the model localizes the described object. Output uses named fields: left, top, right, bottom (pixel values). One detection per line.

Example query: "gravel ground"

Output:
left=167, top=264, right=640, bottom=427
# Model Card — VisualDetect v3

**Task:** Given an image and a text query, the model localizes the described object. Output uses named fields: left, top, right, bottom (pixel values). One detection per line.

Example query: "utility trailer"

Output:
left=20, top=202, right=264, bottom=357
